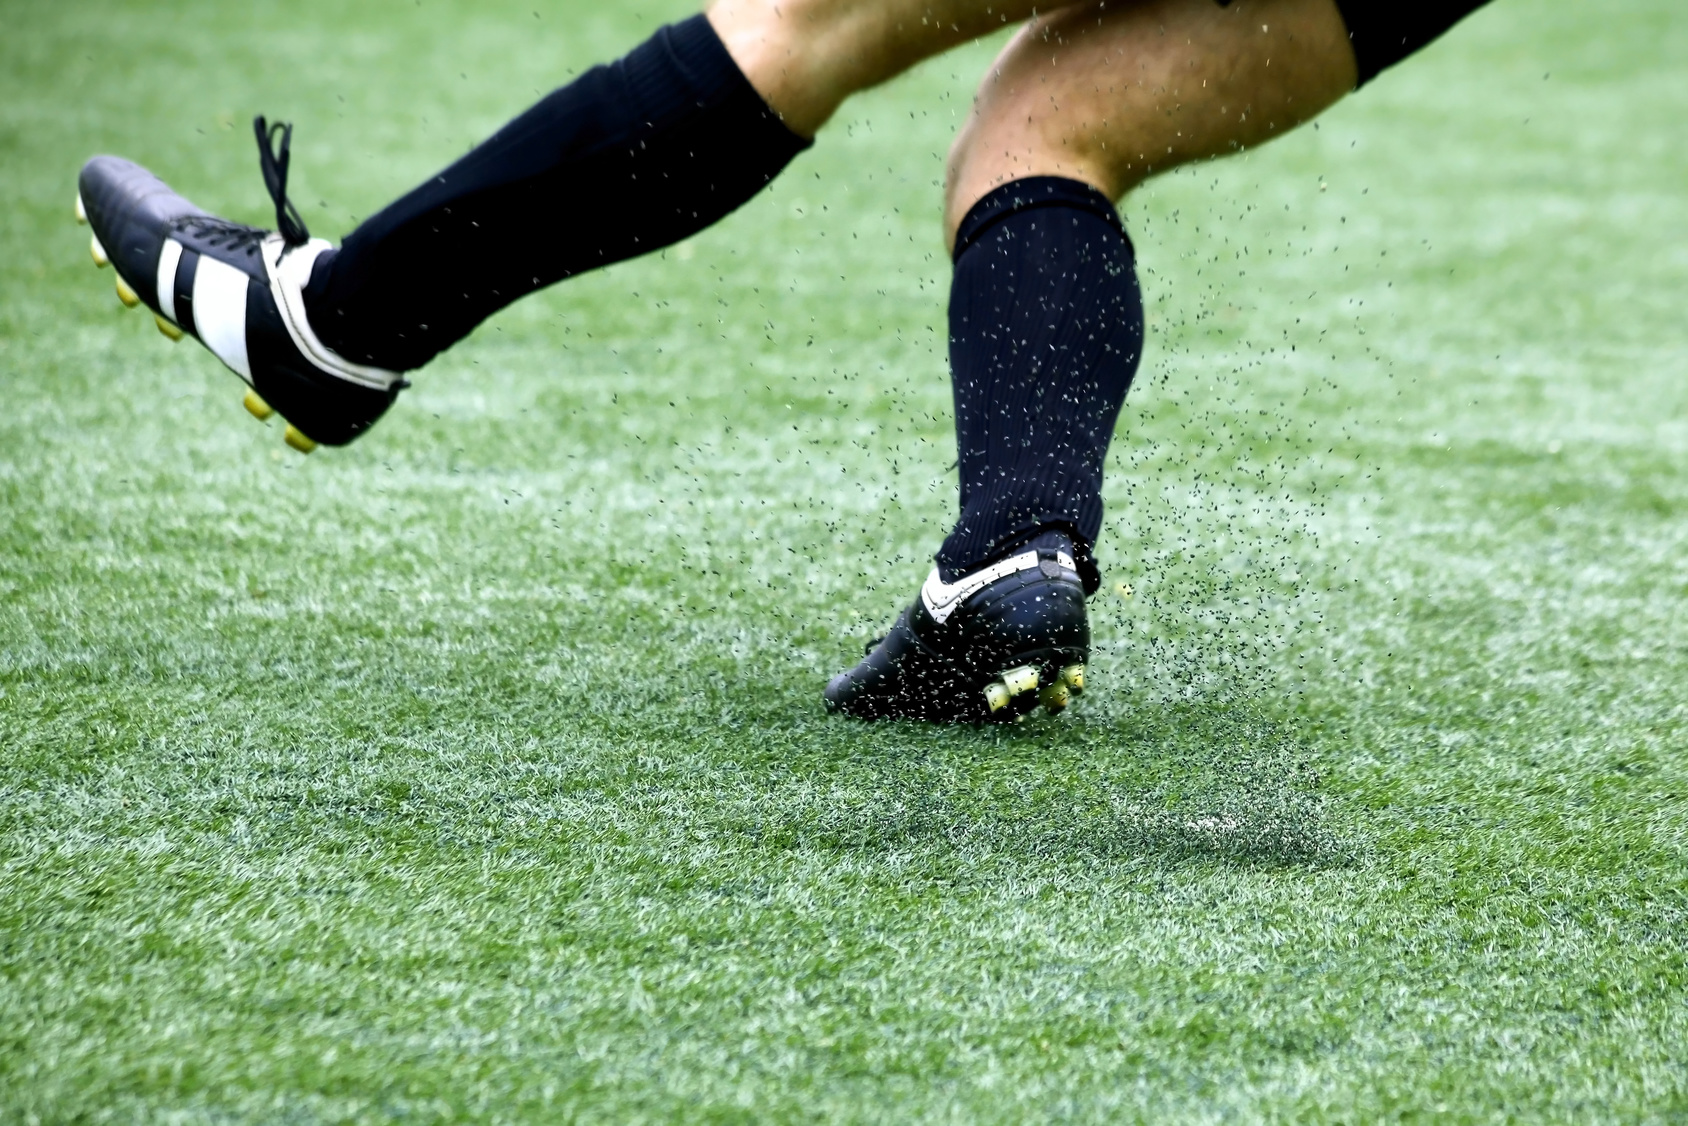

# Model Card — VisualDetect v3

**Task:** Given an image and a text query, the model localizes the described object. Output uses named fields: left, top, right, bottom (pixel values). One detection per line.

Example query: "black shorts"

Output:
left=1330, top=0, right=1496, bottom=85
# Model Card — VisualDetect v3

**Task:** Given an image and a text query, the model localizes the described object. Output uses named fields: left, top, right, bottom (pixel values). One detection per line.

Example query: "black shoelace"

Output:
left=171, top=214, right=267, bottom=256
left=254, top=115, right=310, bottom=248
left=164, top=116, right=312, bottom=258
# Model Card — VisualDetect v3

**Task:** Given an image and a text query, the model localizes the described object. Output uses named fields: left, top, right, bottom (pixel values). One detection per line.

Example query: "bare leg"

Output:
left=944, top=0, right=1358, bottom=243
left=708, top=0, right=1083, bottom=138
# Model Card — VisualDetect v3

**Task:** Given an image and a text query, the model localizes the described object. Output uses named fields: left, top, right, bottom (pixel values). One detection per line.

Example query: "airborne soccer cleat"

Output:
left=75, top=119, right=406, bottom=451
left=824, top=532, right=1090, bottom=723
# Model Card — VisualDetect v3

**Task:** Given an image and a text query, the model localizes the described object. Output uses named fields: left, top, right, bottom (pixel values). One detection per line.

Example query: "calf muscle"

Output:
left=945, top=0, right=1357, bottom=240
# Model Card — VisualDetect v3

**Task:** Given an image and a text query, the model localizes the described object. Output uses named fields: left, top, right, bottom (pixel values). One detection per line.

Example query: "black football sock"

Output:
left=301, top=14, right=810, bottom=372
left=935, top=176, right=1145, bottom=591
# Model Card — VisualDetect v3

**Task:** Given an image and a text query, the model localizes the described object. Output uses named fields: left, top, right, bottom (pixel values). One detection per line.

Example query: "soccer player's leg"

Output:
left=75, top=0, right=1068, bottom=451
left=75, top=17, right=802, bottom=451
left=826, top=0, right=1358, bottom=721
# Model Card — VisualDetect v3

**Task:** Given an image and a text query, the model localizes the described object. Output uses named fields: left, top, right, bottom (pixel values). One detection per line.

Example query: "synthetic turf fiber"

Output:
left=2, top=0, right=1686, bottom=1120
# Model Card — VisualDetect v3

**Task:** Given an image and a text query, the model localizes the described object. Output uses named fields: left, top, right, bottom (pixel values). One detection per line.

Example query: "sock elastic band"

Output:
left=952, top=176, right=1127, bottom=261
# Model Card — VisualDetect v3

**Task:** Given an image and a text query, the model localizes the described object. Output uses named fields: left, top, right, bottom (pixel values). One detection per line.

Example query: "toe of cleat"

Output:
left=243, top=390, right=275, bottom=421
left=283, top=424, right=318, bottom=454
left=154, top=313, right=183, bottom=341
left=115, top=274, right=140, bottom=307
left=75, top=193, right=87, bottom=225
left=90, top=233, right=109, bottom=267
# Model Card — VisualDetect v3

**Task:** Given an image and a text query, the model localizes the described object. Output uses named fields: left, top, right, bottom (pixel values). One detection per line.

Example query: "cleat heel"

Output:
left=1000, top=665, right=1040, bottom=697
left=90, top=233, right=109, bottom=267
left=243, top=390, right=275, bottom=421
left=75, top=193, right=88, bottom=225
left=283, top=424, right=317, bottom=454
left=154, top=314, right=183, bottom=341
left=115, top=274, right=140, bottom=307
left=822, top=531, right=1090, bottom=723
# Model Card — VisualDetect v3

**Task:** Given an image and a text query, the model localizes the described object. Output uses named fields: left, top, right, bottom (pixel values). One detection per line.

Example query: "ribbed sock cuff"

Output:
left=952, top=176, right=1126, bottom=261
left=623, top=15, right=787, bottom=129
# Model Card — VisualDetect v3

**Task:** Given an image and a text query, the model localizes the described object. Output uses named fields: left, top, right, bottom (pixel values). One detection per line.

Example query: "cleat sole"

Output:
left=154, top=313, right=183, bottom=341
left=115, top=274, right=140, bottom=308
left=1039, top=681, right=1071, bottom=714
left=1000, top=665, right=1039, bottom=697
left=984, top=664, right=1041, bottom=719
left=75, top=193, right=87, bottom=225
left=283, top=424, right=317, bottom=454
left=825, top=541, right=1089, bottom=724
left=90, top=233, right=109, bottom=268
left=243, top=390, right=275, bottom=421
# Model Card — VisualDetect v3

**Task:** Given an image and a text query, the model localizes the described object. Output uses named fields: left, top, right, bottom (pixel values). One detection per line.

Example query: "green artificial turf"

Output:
left=3, top=0, right=1686, bottom=1120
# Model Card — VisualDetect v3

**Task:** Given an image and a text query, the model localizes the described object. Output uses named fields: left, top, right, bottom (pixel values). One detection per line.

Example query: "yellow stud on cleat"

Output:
left=984, top=682, right=1011, bottom=713
left=1000, top=665, right=1040, bottom=697
left=243, top=390, right=275, bottom=421
left=283, top=425, right=318, bottom=454
left=90, top=233, right=109, bottom=267
left=75, top=193, right=88, bottom=225
left=115, top=274, right=140, bottom=308
left=154, top=314, right=183, bottom=341
left=1060, top=665, right=1085, bottom=694
left=1039, top=681, right=1071, bottom=714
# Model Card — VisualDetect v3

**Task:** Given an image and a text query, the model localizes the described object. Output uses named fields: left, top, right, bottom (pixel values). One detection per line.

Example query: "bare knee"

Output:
left=709, top=0, right=1062, bottom=138
left=944, top=0, right=1357, bottom=246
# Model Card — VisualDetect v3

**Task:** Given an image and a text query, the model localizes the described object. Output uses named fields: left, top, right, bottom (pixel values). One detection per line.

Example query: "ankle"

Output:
left=937, top=523, right=1093, bottom=585
left=298, top=246, right=420, bottom=372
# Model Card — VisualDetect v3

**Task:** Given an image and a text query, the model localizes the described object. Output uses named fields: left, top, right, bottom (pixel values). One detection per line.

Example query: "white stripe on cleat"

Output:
left=115, top=274, right=140, bottom=308
left=243, top=390, right=275, bottom=421
left=155, top=238, right=183, bottom=324
left=90, top=233, right=108, bottom=267
left=190, top=255, right=251, bottom=380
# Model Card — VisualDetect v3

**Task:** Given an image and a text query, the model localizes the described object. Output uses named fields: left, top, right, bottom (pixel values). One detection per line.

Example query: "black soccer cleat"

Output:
left=75, top=119, right=406, bottom=452
left=824, top=533, right=1090, bottom=723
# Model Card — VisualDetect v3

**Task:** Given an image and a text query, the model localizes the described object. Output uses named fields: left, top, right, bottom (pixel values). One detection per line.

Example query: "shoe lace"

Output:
left=253, top=115, right=310, bottom=248
left=164, top=117, right=313, bottom=257
left=172, top=214, right=269, bottom=256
